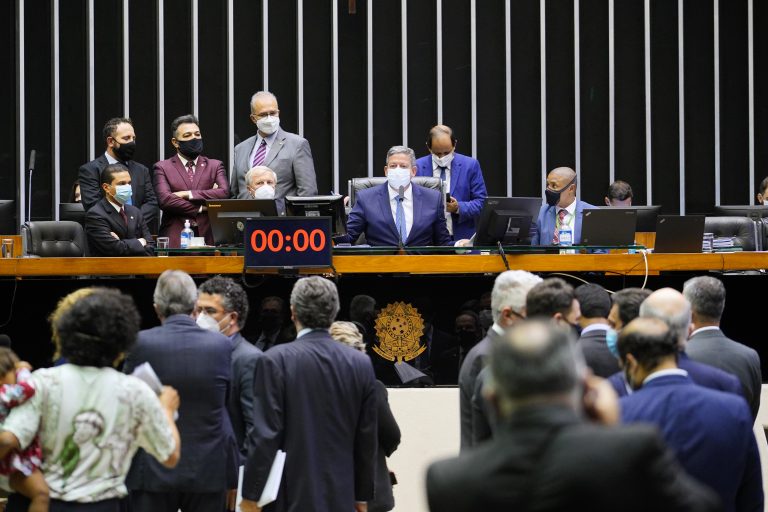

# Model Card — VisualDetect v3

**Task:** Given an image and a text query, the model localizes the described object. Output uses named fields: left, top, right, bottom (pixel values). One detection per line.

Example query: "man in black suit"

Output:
left=684, top=276, right=762, bottom=420
left=78, top=117, right=158, bottom=231
left=575, top=283, right=620, bottom=377
left=124, top=270, right=237, bottom=512
left=426, top=320, right=721, bottom=512
left=240, top=276, right=377, bottom=512
left=84, top=164, right=154, bottom=256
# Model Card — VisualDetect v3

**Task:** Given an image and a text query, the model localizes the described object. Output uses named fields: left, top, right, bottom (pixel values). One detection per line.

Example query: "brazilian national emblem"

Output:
left=373, top=302, right=426, bottom=362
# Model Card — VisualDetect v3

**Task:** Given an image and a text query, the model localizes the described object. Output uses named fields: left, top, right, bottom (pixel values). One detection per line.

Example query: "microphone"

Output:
left=27, top=150, right=36, bottom=222
left=0, top=334, right=11, bottom=348
left=397, top=185, right=405, bottom=249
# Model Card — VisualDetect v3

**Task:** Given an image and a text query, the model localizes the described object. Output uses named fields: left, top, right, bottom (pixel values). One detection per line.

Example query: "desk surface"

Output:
left=0, top=252, right=765, bottom=277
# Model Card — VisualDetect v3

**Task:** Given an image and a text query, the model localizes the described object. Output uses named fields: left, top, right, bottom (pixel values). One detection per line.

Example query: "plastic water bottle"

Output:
left=558, top=225, right=573, bottom=254
left=180, top=220, right=193, bottom=249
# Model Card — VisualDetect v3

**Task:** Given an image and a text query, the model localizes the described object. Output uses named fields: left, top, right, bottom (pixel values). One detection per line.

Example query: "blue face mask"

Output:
left=114, top=184, right=133, bottom=204
left=606, top=328, right=619, bottom=358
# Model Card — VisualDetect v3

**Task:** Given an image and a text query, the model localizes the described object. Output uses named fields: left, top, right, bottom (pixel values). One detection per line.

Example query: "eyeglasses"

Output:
left=252, top=110, right=280, bottom=120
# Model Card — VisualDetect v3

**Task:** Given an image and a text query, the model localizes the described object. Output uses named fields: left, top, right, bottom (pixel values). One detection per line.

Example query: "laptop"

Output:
left=653, top=215, right=705, bottom=253
left=579, top=208, right=637, bottom=246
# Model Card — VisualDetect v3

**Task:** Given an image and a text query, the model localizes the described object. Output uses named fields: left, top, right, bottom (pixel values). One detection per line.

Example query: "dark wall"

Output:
left=1, top=0, right=764, bottom=228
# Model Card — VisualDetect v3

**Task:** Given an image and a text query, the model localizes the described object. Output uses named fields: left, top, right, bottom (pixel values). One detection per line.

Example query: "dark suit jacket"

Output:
left=153, top=154, right=230, bottom=247
left=578, top=326, right=620, bottom=378
left=78, top=154, right=159, bottom=231
left=369, top=381, right=400, bottom=512
left=228, top=333, right=263, bottom=460
left=124, top=315, right=236, bottom=493
left=341, top=183, right=452, bottom=246
left=457, top=329, right=501, bottom=450
left=415, top=152, right=488, bottom=241
left=427, top=405, right=721, bottom=512
left=621, top=374, right=761, bottom=512
left=242, top=330, right=378, bottom=511
left=84, top=197, right=154, bottom=256
left=686, top=327, right=762, bottom=420
left=530, top=200, right=596, bottom=245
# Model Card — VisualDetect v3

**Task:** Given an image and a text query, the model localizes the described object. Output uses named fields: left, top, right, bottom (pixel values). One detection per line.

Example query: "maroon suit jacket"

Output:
left=153, top=154, right=230, bottom=247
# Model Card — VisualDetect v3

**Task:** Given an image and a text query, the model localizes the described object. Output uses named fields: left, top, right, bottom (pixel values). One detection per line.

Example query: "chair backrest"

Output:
left=24, top=221, right=86, bottom=257
left=704, top=216, right=757, bottom=251
left=348, top=177, right=444, bottom=206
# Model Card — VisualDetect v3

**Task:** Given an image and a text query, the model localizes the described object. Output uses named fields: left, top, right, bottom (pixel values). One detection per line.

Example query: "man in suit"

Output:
left=124, top=270, right=236, bottom=512
left=427, top=320, right=720, bottom=512
left=619, top=317, right=762, bottom=512
left=253, top=296, right=296, bottom=351
left=230, top=91, right=317, bottom=199
left=85, top=163, right=154, bottom=256
left=458, top=270, right=542, bottom=450
left=607, top=287, right=651, bottom=331
left=575, top=283, right=620, bottom=378
left=244, top=166, right=287, bottom=215
left=153, top=115, right=229, bottom=247
left=240, top=276, right=377, bottom=512
left=415, top=125, right=487, bottom=240
left=683, top=276, right=762, bottom=420
left=78, top=117, right=159, bottom=231
left=531, top=166, right=596, bottom=245
left=340, top=146, right=452, bottom=247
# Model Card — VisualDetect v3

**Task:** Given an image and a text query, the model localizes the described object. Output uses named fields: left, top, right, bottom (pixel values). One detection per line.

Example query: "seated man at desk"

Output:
left=531, top=167, right=596, bottom=246
left=340, top=146, right=452, bottom=247
left=85, top=163, right=154, bottom=256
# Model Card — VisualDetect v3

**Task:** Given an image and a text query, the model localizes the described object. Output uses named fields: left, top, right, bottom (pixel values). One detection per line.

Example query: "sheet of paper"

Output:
left=236, top=450, right=286, bottom=509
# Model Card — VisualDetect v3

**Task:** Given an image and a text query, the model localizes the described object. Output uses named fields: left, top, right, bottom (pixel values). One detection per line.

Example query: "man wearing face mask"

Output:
left=230, top=91, right=318, bottom=199
left=245, top=166, right=287, bottom=215
left=415, top=125, right=487, bottom=241
left=531, top=167, right=596, bottom=245
left=253, top=296, right=296, bottom=351
left=153, top=114, right=230, bottom=247
left=339, top=146, right=452, bottom=247
left=84, top=164, right=154, bottom=256
left=78, top=117, right=159, bottom=232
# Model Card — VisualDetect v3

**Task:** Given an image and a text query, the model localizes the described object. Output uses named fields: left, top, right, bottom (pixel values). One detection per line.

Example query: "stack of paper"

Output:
left=236, top=450, right=287, bottom=510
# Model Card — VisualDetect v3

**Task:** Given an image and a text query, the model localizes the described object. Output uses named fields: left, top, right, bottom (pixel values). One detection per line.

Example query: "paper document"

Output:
left=131, top=362, right=163, bottom=393
left=237, top=451, right=287, bottom=509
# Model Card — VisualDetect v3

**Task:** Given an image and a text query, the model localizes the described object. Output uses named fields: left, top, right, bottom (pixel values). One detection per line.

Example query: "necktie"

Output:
left=552, top=208, right=568, bottom=244
left=185, top=160, right=195, bottom=181
left=395, top=196, right=407, bottom=243
left=252, top=139, right=268, bottom=167
left=119, top=207, right=128, bottom=226
left=438, top=166, right=447, bottom=181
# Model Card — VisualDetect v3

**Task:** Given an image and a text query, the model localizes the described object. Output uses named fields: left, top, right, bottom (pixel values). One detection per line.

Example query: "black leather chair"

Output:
left=24, top=221, right=87, bottom=257
left=348, top=177, right=444, bottom=207
left=704, top=216, right=757, bottom=251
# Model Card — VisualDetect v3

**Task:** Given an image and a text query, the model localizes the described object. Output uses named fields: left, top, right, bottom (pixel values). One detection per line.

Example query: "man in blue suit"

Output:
left=341, top=145, right=453, bottom=247
left=619, top=317, right=762, bottom=512
left=531, top=167, right=596, bottom=245
left=415, top=125, right=487, bottom=240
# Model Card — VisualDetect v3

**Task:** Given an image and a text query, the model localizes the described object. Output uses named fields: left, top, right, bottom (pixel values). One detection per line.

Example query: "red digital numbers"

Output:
left=250, top=228, right=327, bottom=253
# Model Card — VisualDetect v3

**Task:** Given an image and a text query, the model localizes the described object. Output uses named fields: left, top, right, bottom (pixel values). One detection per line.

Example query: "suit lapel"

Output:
left=170, top=155, right=192, bottom=187
left=263, top=130, right=287, bottom=167
left=103, top=199, right=128, bottom=238
left=192, top=156, right=207, bottom=190
left=449, top=159, right=463, bottom=196
left=377, top=185, right=400, bottom=241
left=408, top=185, right=424, bottom=243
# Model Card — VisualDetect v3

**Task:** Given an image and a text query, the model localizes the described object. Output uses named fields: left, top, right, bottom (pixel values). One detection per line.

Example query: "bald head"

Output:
left=545, top=167, right=578, bottom=208
left=639, top=288, right=691, bottom=348
left=618, top=317, right=679, bottom=384
left=427, top=124, right=457, bottom=158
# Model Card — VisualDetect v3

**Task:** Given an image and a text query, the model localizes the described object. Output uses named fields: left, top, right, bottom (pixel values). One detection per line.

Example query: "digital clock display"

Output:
left=244, top=217, right=332, bottom=268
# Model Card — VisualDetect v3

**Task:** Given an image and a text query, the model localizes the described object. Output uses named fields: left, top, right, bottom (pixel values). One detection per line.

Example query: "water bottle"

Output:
left=180, top=219, right=193, bottom=249
left=558, top=225, right=573, bottom=254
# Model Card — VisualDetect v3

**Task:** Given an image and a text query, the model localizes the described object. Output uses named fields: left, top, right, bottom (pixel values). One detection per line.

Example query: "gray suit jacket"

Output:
left=230, top=129, right=318, bottom=199
left=686, top=327, right=762, bottom=420
left=228, top=333, right=263, bottom=459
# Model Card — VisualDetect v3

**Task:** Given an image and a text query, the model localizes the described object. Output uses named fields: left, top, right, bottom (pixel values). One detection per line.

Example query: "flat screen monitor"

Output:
left=0, top=200, right=16, bottom=234
left=714, top=205, right=768, bottom=221
left=473, top=197, right=542, bottom=246
left=207, top=199, right=280, bottom=246
left=59, top=202, right=85, bottom=226
left=607, top=205, right=661, bottom=232
left=285, top=195, right=347, bottom=237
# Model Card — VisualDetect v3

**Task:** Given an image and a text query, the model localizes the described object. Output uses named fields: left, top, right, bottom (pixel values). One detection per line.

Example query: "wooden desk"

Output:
left=0, top=252, right=765, bottom=277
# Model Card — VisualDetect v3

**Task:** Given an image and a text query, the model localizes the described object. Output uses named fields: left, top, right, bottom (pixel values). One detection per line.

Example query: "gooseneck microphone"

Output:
left=397, top=185, right=405, bottom=249
left=27, top=150, right=36, bottom=222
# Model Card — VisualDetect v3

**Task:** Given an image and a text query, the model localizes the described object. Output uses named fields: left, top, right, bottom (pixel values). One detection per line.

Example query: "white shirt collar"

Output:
left=580, top=323, right=610, bottom=335
left=105, top=152, right=119, bottom=165
left=388, top=183, right=413, bottom=202
left=690, top=326, right=721, bottom=337
left=257, top=130, right=279, bottom=148
left=559, top=199, right=577, bottom=216
left=643, top=368, right=688, bottom=385
left=490, top=323, right=505, bottom=337
left=432, top=157, right=451, bottom=172
left=106, top=197, right=123, bottom=213
left=178, top=153, right=199, bottom=167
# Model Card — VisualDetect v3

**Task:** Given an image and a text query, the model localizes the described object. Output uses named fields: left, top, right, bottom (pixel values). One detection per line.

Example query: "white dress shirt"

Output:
left=388, top=184, right=414, bottom=238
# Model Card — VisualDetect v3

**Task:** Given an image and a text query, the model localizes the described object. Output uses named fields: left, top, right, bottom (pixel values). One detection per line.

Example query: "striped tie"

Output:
left=252, top=139, right=268, bottom=167
left=552, top=209, right=567, bottom=244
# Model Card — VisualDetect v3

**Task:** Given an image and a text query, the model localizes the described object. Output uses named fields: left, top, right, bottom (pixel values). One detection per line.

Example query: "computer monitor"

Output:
left=59, top=202, right=86, bottom=226
left=207, top=199, right=280, bottom=246
left=607, top=205, right=661, bottom=232
left=473, top=197, right=542, bottom=246
left=714, top=205, right=768, bottom=221
left=0, top=200, right=16, bottom=234
left=285, top=195, right=347, bottom=237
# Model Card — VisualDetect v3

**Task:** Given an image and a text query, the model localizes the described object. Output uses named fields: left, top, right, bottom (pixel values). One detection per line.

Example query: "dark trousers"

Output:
left=128, top=490, right=227, bottom=512
left=7, top=494, right=121, bottom=512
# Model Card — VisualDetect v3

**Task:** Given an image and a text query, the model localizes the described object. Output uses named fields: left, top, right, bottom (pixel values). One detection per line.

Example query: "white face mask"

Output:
left=252, top=185, right=276, bottom=200
left=387, top=167, right=411, bottom=192
left=432, top=152, right=454, bottom=168
left=256, top=115, right=280, bottom=135
left=196, top=312, right=224, bottom=333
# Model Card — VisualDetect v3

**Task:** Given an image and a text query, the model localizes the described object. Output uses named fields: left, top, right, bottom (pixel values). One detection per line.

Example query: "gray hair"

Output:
left=245, top=166, right=277, bottom=186
left=683, top=276, right=725, bottom=323
left=329, top=321, right=366, bottom=352
left=639, top=288, right=691, bottom=346
left=290, top=276, right=340, bottom=329
left=153, top=270, right=198, bottom=318
left=490, top=270, right=543, bottom=323
left=385, top=146, right=416, bottom=167
left=250, top=91, right=278, bottom=111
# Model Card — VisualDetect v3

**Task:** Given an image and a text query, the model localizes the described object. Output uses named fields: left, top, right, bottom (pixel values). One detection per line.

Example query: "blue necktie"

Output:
left=395, top=196, right=407, bottom=243
left=438, top=166, right=447, bottom=181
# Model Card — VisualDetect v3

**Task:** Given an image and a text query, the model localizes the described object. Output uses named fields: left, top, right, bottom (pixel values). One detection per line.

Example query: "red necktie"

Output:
left=552, top=209, right=567, bottom=244
left=186, top=160, right=195, bottom=181
left=120, top=207, right=128, bottom=226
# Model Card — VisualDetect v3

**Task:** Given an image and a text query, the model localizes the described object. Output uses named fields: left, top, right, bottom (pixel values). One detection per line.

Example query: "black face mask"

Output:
left=177, top=138, right=203, bottom=160
left=544, top=177, right=576, bottom=207
left=113, top=141, right=137, bottom=162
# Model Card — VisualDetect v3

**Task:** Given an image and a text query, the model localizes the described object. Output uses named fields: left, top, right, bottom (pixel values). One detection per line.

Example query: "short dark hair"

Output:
left=290, top=277, right=340, bottom=329
left=56, top=288, right=140, bottom=367
left=0, top=348, right=19, bottom=377
left=526, top=278, right=575, bottom=319
left=349, top=295, right=376, bottom=324
left=617, top=318, right=678, bottom=370
left=575, top=283, right=611, bottom=319
left=199, top=276, right=249, bottom=329
left=426, top=125, right=457, bottom=148
left=760, top=177, right=768, bottom=196
left=683, top=276, right=726, bottom=323
left=607, top=180, right=633, bottom=201
left=102, top=117, right=132, bottom=142
left=171, top=114, right=200, bottom=139
left=100, top=163, right=130, bottom=186
left=612, top=288, right=652, bottom=326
